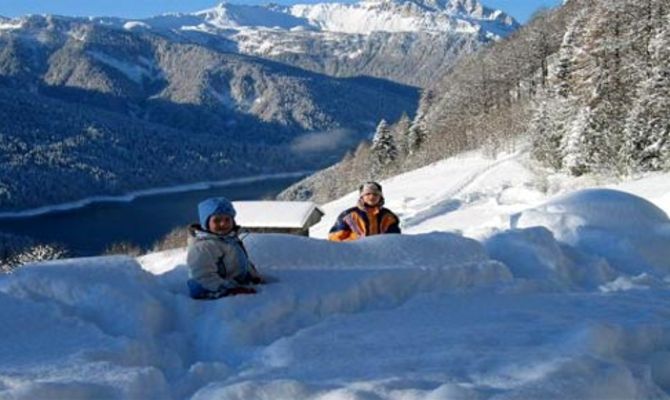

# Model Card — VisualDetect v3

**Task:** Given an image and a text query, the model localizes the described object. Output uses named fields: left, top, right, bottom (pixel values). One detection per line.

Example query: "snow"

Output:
left=131, top=0, right=516, bottom=44
left=285, top=1, right=499, bottom=35
left=123, top=20, right=150, bottom=30
left=289, top=3, right=425, bottom=34
left=0, top=19, right=23, bottom=31
left=2, top=149, right=670, bottom=398
left=87, top=50, right=156, bottom=84
left=195, top=3, right=310, bottom=31
left=234, top=201, right=323, bottom=229
left=512, top=189, right=670, bottom=277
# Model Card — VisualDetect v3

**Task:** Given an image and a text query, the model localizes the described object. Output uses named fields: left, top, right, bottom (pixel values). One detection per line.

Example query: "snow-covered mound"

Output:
left=2, top=150, right=670, bottom=399
left=484, top=226, right=617, bottom=290
left=512, top=188, right=670, bottom=276
left=514, top=188, right=669, bottom=232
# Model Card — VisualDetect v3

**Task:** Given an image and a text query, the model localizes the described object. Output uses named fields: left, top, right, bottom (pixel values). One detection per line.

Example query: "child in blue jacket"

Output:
left=186, top=197, right=263, bottom=299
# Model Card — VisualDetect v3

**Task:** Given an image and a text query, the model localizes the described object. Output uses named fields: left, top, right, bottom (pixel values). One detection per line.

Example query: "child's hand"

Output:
left=226, top=286, right=257, bottom=296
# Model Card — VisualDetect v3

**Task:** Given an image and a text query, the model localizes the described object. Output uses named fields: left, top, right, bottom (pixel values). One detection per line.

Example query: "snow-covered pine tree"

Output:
left=407, top=90, right=434, bottom=155
left=561, top=106, right=591, bottom=176
left=530, top=96, right=563, bottom=169
left=622, top=9, right=670, bottom=172
left=371, top=119, right=398, bottom=169
left=531, top=13, right=583, bottom=171
left=393, top=112, right=412, bottom=158
left=407, top=118, right=427, bottom=156
left=553, top=9, right=584, bottom=99
left=574, top=1, right=638, bottom=173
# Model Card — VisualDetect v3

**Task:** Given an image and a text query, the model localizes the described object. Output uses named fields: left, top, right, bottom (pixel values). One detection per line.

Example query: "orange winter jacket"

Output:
left=328, top=205, right=401, bottom=241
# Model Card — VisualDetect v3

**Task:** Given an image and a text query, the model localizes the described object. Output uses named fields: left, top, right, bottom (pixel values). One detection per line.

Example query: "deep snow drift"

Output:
left=1, top=150, right=670, bottom=399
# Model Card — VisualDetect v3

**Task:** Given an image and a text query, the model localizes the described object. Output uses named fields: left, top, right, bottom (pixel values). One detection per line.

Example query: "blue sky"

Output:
left=0, top=0, right=562, bottom=24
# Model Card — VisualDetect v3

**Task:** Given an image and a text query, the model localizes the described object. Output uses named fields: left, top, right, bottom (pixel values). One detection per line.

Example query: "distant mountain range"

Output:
left=0, top=0, right=518, bottom=211
left=1, top=0, right=518, bottom=87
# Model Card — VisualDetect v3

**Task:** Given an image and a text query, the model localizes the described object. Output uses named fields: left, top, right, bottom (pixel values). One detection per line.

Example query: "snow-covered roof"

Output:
left=233, top=201, right=324, bottom=229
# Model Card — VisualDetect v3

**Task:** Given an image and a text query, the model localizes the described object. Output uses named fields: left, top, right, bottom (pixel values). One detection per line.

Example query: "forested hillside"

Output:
left=530, top=0, right=669, bottom=175
left=0, top=88, right=299, bottom=210
left=0, top=17, right=419, bottom=211
left=281, top=0, right=669, bottom=203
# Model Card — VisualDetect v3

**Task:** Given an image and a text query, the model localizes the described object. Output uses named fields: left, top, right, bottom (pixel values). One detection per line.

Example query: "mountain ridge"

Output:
left=1, top=0, right=519, bottom=87
left=188, top=0, right=517, bottom=34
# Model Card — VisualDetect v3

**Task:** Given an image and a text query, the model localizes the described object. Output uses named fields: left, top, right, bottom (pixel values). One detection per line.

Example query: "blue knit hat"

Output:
left=198, top=197, right=236, bottom=228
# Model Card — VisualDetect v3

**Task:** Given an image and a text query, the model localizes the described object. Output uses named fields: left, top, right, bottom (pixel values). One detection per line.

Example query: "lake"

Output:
left=0, top=175, right=304, bottom=256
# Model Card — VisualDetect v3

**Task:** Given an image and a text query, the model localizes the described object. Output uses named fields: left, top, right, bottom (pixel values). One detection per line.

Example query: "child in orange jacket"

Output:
left=328, top=181, right=401, bottom=242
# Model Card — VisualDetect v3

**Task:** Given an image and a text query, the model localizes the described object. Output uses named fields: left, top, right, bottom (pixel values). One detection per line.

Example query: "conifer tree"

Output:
left=571, top=1, right=636, bottom=173
left=407, top=90, right=433, bottom=155
left=561, top=107, right=591, bottom=176
left=531, top=13, right=583, bottom=171
left=371, top=119, right=398, bottom=169
left=407, top=117, right=427, bottom=156
left=530, top=97, right=562, bottom=169
left=394, top=112, right=412, bottom=158
left=622, top=11, right=670, bottom=172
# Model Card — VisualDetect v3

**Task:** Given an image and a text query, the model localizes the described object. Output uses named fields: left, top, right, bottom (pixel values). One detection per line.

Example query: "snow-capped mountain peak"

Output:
left=193, top=2, right=310, bottom=30
left=186, top=0, right=518, bottom=35
left=360, top=0, right=480, bottom=13
left=119, top=0, right=519, bottom=86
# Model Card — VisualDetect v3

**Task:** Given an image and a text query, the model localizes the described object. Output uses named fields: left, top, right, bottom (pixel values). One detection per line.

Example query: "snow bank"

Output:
left=1, top=234, right=511, bottom=399
left=511, top=189, right=670, bottom=277
left=484, top=226, right=616, bottom=291
left=243, top=232, right=492, bottom=270
left=0, top=257, right=178, bottom=399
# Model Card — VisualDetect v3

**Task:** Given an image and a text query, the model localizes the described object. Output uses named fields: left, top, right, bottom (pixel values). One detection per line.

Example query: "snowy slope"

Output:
left=1, top=149, right=670, bottom=399
left=311, top=150, right=670, bottom=238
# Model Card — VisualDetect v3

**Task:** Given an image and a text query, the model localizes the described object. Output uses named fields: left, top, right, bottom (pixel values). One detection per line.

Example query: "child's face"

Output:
left=208, top=214, right=235, bottom=235
left=362, top=192, right=381, bottom=207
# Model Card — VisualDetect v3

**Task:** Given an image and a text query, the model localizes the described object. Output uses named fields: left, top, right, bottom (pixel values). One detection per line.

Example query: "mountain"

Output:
left=116, top=0, right=519, bottom=87
left=0, top=15, right=419, bottom=135
left=187, top=0, right=516, bottom=35
left=0, top=15, right=418, bottom=211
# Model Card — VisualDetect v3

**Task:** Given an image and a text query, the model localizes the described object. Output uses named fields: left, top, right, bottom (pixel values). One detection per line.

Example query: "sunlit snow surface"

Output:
left=2, top=150, right=670, bottom=399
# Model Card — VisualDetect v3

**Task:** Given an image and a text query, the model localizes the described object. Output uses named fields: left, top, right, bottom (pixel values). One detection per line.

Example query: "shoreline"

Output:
left=0, top=171, right=308, bottom=219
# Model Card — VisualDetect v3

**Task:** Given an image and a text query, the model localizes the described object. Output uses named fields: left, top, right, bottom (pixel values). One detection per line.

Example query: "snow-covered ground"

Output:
left=2, top=150, right=670, bottom=399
